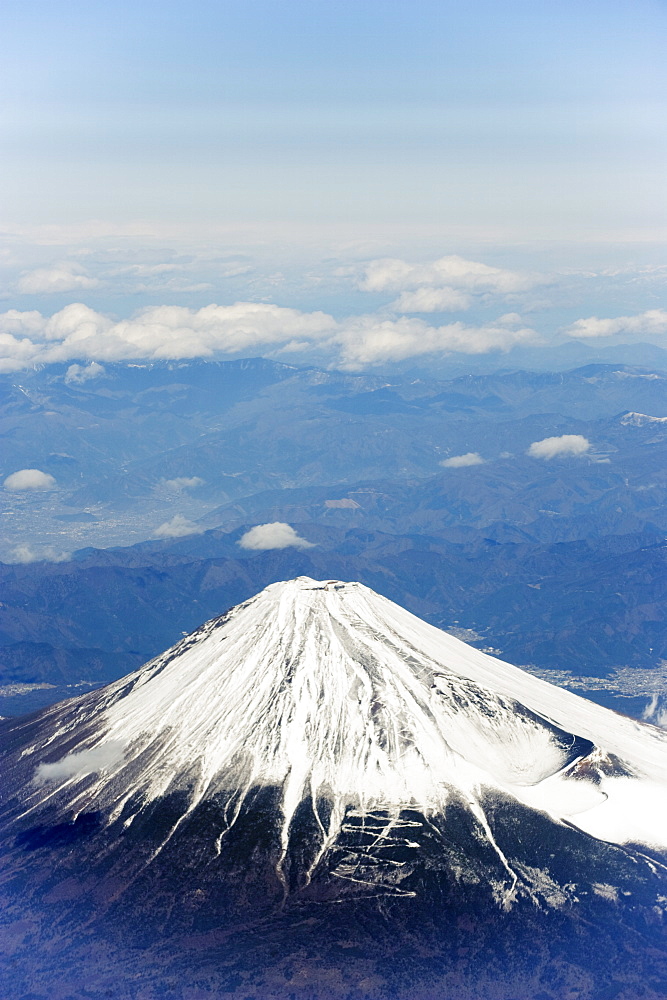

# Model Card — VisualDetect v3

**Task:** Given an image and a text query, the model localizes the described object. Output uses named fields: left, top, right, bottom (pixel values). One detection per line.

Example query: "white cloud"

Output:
left=153, top=514, right=204, bottom=538
left=238, top=522, right=315, bottom=550
left=65, top=361, right=105, bottom=384
left=334, top=315, right=537, bottom=366
left=6, top=544, right=70, bottom=564
left=0, top=301, right=336, bottom=372
left=643, top=695, right=667, bottom=730
left=440, top=452, right=485, bottom=468
left=566, top=309, right=667, bottom=339
left=104, top=263, right=217, bottom=292
left=109, top=263, right=185, bottom=277
left=17, top=262, right=100, bottom=294
left=220, top=264, right=252, bottom=278
left=360, top=255, right=539, bottom=296
left=390, top=287, right=471, bottom=313
left=0, top=301, right=541, bottom=372
left=161, top=476, right=205, bottom=491
left=527, top=435, right=591, bottom=459
left=0, top=308, right=46, bottom=334
left=133, top=279, right=213, bottom=293
left=4, top=469, right=57, bottom=491
left=33, top=741, right=125, bottom=785
left=496, top=312, right=525, bottom=326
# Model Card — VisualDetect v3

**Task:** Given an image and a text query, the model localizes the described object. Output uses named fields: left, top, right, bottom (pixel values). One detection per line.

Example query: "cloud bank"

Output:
left=391, top=287, right=472, bottom=313
left=0, top=301, right=538, bottom=372
left=4, top=469, right=57, bottom=491
left=335, top=314, right=536, bottom=366
left=527, top=435, right=591, bottom=459
left=17, top=262, right=100, bottom=295
left=360, top=255, right=539, bottom=297
left=567, top=309, right=667, bottom=339
left=238, top=523, right=315, bottom=550
left=0, top=302, right=335, bottom=372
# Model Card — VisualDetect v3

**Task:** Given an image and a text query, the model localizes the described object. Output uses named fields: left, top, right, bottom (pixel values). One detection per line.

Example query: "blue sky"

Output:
left=1, top=0, right=666, bottom=369
left=3, top=0, right=666, bottom=233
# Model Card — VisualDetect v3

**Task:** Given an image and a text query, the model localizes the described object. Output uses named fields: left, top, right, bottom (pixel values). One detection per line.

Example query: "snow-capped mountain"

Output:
left=621, top=410, right=667, bottom=427
left=4, top=577, right=667, bottom=897
left=1, top=578, right=666, bottom=999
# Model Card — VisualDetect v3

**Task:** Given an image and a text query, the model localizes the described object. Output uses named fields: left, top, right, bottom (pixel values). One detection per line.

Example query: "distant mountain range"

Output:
left=1, top=358, right=666, bottom=722
left=2, top=358, right=666, bottom=518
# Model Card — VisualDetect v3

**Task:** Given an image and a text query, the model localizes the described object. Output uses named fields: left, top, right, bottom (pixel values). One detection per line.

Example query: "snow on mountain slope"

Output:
left=12, top=577, right=667, bottom=891
left=621, top=411, right=667, bottom=426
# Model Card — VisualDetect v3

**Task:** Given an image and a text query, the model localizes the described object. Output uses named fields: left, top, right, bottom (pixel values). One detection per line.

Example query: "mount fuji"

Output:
left=1, top=578, right=667, bottom=1000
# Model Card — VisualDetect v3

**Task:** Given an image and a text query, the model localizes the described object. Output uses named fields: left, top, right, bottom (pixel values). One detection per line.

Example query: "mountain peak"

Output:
left=8, top=576, right=667, bottom=903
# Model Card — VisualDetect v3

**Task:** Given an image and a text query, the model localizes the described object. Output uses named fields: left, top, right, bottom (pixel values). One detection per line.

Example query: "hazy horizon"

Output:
left=2, top=0, right=666, bottom=374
